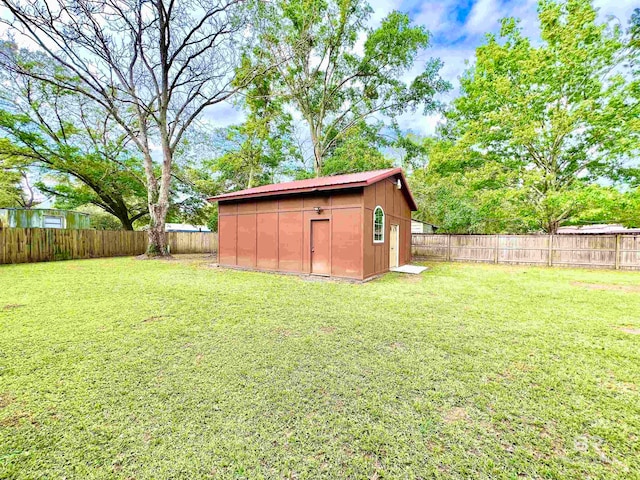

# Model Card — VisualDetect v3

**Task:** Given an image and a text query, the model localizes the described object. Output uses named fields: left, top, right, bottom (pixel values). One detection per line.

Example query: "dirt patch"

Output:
left=615, top=326, right=640, bottom=335
left=137, top=253, right=217, bottom=265
left=274, top=327, right=294, bottom=337
left=2, top=304, right=25, bottom=311
left=319, top=326, right=336, bottom=335
left=398, top=274, right=423, bottom=283
left=0, top=411, right=37, bottom=428
left=443, top=407, right=469, bottom=424
left=135, top=253, right=174, bottom=261
left=0, top=393, right=15, bottom=409
left=195, top=354, right=204, bottom=365
left=571, top=282, right=640, bottom=293
left=142, top=315, right=172, bottom=323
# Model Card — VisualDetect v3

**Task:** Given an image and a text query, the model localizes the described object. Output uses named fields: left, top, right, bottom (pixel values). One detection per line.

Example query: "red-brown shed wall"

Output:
left=218, top=190, right=364, bottom=279
left=362, top=176, right=412, bottom=279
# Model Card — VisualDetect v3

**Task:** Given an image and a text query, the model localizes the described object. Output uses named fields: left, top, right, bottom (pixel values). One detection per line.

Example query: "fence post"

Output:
left=494, top=235, right=499, bottom=264
left=446, top=234, right=451, bottom=262
left=548, top=234, right=553, bottom=267
left=615, top=234, right=621, bottom=270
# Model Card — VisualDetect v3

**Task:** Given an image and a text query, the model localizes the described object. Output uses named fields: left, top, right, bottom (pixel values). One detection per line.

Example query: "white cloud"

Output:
left=201, top=102, right=245, bottom=129
left=465, top=0, right=502, bottom=35
left=593, top=0, right=637, bottom=24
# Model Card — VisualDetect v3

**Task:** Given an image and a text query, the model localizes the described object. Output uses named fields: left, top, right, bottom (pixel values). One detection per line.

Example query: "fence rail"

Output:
left=0, top=228, right=218, bottom=265
left=412, top=234, right=640, bottom=271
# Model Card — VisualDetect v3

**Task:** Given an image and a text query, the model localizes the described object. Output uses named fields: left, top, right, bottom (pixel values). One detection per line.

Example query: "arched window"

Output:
left=373, top=206, right=384, bottom=243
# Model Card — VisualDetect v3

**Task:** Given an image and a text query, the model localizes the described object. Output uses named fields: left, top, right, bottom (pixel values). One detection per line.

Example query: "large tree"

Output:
left=320, top=121, right=393, bottom=176
left=208, top=74, right=300, bottom=191
left=1, top=0, right=257, bottom=254
left=247, top=0, right=450, bottom=175
left=0, top=48, right=148, bottom=229
left=409, top=136, right=629, bottom=233
left=428, top=0, right=639, bottom=233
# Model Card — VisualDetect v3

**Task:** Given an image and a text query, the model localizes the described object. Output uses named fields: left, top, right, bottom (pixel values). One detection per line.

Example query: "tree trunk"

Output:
left=145, top=130, right=173, bottom=256
left=544, top=219, right=560, bottom=234
left=120, top=216, right=135, bottom=231
left=141, top=145, right=170, bottom=256
left=309, top=123, right=323, bottom=177
left=108, top=204, right=136, bottom=231
left=313, top=143, right=322, bottom=177
left=147, top=203, right=168, bottom=255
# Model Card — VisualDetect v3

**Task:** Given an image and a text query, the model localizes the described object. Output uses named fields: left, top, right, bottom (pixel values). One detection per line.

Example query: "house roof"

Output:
left=208, top=168, right=418, bottom=210
left=557, top=224, right=640, bottom=235
left=0, top=207, right=90, bottom=216
left=165, top=223, right=211, bottom=232
left=411, top=218, right=438, bottom=227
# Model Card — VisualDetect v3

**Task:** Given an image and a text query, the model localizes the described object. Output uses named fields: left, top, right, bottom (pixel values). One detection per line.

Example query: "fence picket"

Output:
left=0, top=228, right=218, bottom=265
left=412, top=233, right=640, bottom=271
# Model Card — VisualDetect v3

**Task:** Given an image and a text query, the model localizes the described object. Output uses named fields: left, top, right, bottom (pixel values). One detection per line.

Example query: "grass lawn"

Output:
left=1, top=257, right=639, bottom=479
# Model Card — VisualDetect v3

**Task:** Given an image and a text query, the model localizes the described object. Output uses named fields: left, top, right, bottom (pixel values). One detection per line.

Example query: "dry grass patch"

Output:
left=2, top=304, right=25, bottom=310
left=318, top=326, right=336, bottom=334
left=571, top=281, right=640, bottom=293
left=0, top=393, right=14, bottom=409
left=142, top=315, right=172, bottom=323
left=615, top=326, right=640, bottom=335
left=0, top=411, right=37, bottom=428
left=443, top=407, right=469, bottom=424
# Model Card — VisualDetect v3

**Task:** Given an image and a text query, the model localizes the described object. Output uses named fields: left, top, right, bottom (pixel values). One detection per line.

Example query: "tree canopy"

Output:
left=412, top=0, right=640, bottom=233
left=0, top=0, right=638, bottom=237
left=0, top=45, right=148, bottom=229
left=243, top=0, right=450, bottom=175
left=1, top=0, right=257, bottom=253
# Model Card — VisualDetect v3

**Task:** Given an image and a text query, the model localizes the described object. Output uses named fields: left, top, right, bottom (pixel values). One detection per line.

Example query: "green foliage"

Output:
left=246, top=0, right=450, bottom=174
left=612, top=188, right=640, bottom=228
left=208, top=73, right=300, bottom=191
left=0, top=137, right=34, bottom=208
left=0, top=44, right=148, bottom=229
left=1, top=259, right=639, bottom=477
left=412, top=0, right=639, bottom=233
left=0, top=169, right=25, bottom=208
left=321, top=122, right=393, bottom=176
left=206, top=204, right=219, bottom=232
left=76, top=206, right=124, bottom=230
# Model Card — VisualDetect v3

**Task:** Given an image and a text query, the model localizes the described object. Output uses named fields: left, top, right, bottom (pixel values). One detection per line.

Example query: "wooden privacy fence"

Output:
left=412, top=234, right=640, bottom=271
left=0, top=228, right=218, bottom=265
left=166, top=231, right=217, bottom=254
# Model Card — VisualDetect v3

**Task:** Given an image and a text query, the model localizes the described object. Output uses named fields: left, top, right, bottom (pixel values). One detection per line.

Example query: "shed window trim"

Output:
left=44, top=215, right=64, bottom=229
left=373, top=206, right=385, bottom=243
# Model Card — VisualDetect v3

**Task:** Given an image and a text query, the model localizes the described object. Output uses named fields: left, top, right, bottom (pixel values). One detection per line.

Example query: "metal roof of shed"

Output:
left=209, top=168, right=418, bottom=210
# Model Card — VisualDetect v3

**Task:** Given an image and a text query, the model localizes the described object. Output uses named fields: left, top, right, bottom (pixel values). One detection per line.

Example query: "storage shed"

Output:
left=209, top=168, right=417, bottom=280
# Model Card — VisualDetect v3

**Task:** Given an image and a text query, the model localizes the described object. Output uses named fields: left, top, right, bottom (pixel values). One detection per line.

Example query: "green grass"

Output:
left=1, top=257, right=639, bottom=479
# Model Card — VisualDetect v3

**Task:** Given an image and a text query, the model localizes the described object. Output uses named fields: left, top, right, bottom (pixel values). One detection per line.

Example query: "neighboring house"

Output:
left=165, top=223, right=211, bottom=233
left=557, top=224, right=640, bottom=235
left=209, top=167, right=417, bottom=281
left=0, top=208, right=90, bottom=229
left=411, top=219, right=438, bottom=234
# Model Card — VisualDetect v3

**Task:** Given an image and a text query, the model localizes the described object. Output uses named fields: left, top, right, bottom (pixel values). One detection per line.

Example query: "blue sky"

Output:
left=376, top=0, right=637, bottom=134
